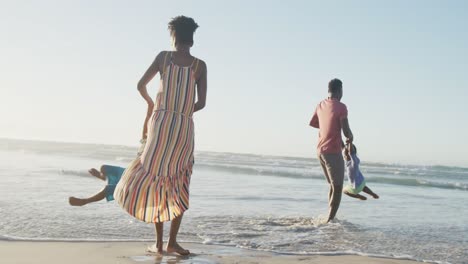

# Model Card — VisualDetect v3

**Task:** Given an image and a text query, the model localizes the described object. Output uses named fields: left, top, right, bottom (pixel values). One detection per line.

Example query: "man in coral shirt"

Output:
left=310, top=78, right=353, bottom=222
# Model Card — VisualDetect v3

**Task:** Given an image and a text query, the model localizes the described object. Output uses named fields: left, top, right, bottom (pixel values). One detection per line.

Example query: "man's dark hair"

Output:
left=328, top=78, right=343, bottom=95
left=168, top=16, right=199, bottom=45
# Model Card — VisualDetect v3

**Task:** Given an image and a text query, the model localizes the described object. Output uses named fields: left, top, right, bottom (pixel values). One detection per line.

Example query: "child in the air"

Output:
left=343, top=143, right=379, bottom=200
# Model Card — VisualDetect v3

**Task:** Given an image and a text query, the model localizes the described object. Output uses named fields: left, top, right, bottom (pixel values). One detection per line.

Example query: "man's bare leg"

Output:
left=320, top=154, right=345, bottom=223
left=344, top=190, right=367, bottom=200
left=166, top=214, right=190, bottom=255
left=363, top=186, right=379, bottom=199
left=69, top=188, right=106, bottom=206
left=327, top=183, right=343, bottom=222
left=319, top=155, right=334, bottom=213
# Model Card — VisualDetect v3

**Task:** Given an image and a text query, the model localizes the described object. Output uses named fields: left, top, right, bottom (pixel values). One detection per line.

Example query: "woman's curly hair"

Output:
left=168, top=16, right=199, bottom=45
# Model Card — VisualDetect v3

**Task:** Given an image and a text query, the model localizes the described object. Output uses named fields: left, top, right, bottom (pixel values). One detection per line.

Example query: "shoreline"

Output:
left=0, top=241, right=424, bottom=264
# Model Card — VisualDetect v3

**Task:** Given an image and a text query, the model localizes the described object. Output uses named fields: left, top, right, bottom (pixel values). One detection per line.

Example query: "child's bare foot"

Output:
left=69, top=197, right=88, bottom=206
left=363, top=186, right=379, bottom=199
left=146, top=243, right=163, bottom=255
left=166, top=242, right=190, bottom=256
left=88, top=168, right=105, bottom=180
left=356, top=194, right=367, bottom=200
left=344, top=191, right=367, bottom=200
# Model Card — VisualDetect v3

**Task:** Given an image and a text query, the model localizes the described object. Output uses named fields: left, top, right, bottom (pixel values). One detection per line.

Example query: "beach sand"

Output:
left=0, top=241, right=422, bottom=264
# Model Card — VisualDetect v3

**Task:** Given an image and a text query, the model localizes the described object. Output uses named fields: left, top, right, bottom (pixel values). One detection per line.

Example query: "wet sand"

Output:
left=0, top=241, right=423, bottom=264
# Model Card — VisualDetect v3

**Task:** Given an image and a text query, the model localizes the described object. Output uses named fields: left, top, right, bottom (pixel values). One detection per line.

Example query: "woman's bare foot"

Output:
left=69, top=197, right=88, bottom=206
left=166, top=242, right=190, bottom=256
left=88, top=168, right=105, bottom=181
left=146, top=243, right=163, bottom=255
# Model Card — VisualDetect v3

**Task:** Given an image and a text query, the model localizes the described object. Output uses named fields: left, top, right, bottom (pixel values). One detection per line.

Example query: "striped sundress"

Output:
left=114, top=51, right=199, bottom=223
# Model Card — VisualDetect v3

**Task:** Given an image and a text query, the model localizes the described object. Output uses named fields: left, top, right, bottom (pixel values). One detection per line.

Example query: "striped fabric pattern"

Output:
left=114, top=51, right=197, bottom=223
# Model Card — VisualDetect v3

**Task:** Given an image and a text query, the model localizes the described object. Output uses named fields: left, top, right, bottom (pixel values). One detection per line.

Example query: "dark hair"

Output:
left=168, top=16, right=199, bottom=45
left=328, top=78, right=342, bottom=95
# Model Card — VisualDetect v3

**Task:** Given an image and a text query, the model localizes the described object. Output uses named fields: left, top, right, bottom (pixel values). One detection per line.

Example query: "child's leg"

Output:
left=69, top=188, right=106, bottom=206
left=343, top=190, right=367, bottom=200
left=88, top=165, right=107, bottom=181
left=363, top=186, right=379, bottom=199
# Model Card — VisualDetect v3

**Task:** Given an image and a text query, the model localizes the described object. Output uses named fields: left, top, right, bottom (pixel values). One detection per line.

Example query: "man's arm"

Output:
left=309, top=110, right=319, bottom=128
left=341, top=117, right=353, bottom=143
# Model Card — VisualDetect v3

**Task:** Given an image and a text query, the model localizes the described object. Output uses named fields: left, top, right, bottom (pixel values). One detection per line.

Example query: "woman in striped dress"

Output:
left=114, top=16, right=207, bottom=255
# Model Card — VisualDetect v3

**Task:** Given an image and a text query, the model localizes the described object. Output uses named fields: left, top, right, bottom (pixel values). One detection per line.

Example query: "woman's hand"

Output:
left=141, top=102, right=154, bottom=139
left=146, top=100, right=154, bottom=116
left=137, top=138, right=147, bottom=156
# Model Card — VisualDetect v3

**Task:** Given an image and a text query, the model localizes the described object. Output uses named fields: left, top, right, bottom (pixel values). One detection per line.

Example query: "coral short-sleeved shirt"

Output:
left=310, top=98, right=348, bottom=154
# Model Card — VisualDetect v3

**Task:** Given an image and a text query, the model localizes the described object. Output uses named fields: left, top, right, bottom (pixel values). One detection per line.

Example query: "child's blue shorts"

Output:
left=102, top=165, right=125, bottom=201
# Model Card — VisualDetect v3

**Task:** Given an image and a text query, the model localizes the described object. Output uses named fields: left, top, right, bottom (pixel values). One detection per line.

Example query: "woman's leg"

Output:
left=363, top=186, right=379, bottom=199
left=147, top=223, right=164, bottom=254
left=166, top=214, right=190, bottom=255
left=69, top=187, right=106, bottom=206
left=155, top=223, right=164, bottom=253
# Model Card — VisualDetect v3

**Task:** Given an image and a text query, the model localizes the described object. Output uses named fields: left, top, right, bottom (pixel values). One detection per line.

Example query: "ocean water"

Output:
left=0, top=138, right=466, bottom=264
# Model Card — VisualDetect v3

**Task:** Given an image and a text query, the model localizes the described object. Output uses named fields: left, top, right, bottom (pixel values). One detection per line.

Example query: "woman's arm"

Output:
left=141, top=110, right=152, bottom=140
left=138, top=52, right=164, bottom=138
left=194, top=60, right=207, bottom=113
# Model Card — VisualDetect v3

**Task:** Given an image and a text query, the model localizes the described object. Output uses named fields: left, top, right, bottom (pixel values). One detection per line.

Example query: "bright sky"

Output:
left=1, top=0, right=468, bottom=166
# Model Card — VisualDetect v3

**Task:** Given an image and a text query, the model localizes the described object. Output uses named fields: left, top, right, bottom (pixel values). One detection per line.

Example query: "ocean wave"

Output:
left=58, top=169, right=91, bottom=177
left=367, top=177, right=468, bottom=191
left=115, top=156, right=133, bottom=162
left=196, top=162, right=467, bottom=191
left=196, top=163, right=320, bottom=179
left=55, top=161, right=468, bottom=191
left=196, top=216, right=450, bottom=263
